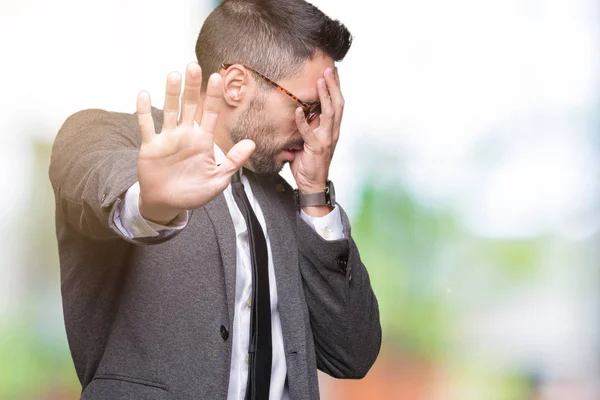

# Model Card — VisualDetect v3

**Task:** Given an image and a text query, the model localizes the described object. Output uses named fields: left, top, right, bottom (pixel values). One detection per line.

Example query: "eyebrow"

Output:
left=294, top=96, right=319, bottom=105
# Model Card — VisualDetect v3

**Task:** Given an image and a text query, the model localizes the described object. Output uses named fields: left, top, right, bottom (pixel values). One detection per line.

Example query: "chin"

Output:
left=248, top=159, right=285, bottom=175
left=268, top=162, right=286, bottom=175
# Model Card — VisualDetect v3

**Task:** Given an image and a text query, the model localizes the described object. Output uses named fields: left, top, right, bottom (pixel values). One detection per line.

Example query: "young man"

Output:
left=49, top=0, right=381, bottom=399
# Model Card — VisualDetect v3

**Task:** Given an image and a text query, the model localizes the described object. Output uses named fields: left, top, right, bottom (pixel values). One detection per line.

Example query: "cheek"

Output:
left=264, top=97, right=298, bottom=132
left=288, top=115, right=301, bottom=133
left=272, top=110, right=299, bottom=135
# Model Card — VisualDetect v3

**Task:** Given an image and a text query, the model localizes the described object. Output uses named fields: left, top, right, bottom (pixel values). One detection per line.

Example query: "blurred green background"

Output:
left=1, top=0, right=599, bottom=399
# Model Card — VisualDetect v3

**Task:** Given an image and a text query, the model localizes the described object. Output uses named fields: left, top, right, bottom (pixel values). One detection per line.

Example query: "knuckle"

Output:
left=300, top=124, right=311, bottom=135
left=310, top=144, right=324, bottom=155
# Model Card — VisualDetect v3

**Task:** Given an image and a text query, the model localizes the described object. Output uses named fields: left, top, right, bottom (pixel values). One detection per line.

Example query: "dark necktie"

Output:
left=231, top=169, right=272, bottom=400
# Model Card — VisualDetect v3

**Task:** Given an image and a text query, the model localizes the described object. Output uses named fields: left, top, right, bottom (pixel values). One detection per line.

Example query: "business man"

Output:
left=49, top=0, right=381, bottom=399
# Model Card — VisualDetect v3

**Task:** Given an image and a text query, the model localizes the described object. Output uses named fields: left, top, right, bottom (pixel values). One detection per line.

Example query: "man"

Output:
left=49, top=0, right=381, bottom=399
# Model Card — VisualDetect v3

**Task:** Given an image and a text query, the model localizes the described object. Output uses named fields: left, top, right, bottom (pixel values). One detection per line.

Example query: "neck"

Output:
left=213, top=134, right=232, bottom=155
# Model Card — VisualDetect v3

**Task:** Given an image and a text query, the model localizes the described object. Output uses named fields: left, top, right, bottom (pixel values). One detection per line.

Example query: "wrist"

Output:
left=294, top=179, right=336, bottom=210
left=138, top=194, right=182, bottom=225
left=297, top=181, right=327, bottom=194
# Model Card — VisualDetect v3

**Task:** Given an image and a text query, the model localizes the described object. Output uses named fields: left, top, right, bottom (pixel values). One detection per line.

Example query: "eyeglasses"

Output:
left=221, top=63, right=321, bottom=123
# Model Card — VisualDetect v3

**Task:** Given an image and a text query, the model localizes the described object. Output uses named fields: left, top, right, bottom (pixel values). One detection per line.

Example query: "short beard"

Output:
left=230, top=95, right=303, bottom=175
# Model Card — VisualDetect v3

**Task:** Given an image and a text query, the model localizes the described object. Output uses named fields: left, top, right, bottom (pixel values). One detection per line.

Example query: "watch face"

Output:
left=327, top=180, right=335, bottom=205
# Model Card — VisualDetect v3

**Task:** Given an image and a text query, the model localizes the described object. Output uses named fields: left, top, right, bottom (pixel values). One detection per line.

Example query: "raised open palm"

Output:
left=136, top=63, right=255, bottom=224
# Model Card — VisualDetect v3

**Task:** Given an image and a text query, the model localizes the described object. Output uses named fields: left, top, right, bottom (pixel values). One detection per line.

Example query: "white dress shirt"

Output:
left=113, top=144, right=345, bottom=399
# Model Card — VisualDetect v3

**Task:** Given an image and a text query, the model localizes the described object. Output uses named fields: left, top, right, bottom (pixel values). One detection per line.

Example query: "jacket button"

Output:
left=220, top=325, right=229, bottom=341
left=337, top=257, right=348, bottom=274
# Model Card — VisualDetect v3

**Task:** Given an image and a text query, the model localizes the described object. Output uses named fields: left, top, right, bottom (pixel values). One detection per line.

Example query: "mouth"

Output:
left=278, top=139, right=304, bottom=162
left=281, top=146, right=302, bottom=162
left=284, top=141, right=304, bottom=152
left=285, top=146, right=303, bottom=152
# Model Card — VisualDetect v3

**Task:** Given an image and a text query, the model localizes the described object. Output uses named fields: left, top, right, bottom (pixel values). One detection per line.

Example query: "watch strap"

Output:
left=296, top=191, right=328, bottom=207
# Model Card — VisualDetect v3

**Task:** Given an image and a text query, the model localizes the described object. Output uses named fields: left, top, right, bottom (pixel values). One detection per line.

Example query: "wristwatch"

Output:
left=293, top=180, right=335, bottom=207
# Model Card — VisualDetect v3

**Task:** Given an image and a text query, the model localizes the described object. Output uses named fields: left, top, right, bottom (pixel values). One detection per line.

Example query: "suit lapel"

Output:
left=203, top=193, right=237, bottom=327
left=246, top=174, right=304, bottom=353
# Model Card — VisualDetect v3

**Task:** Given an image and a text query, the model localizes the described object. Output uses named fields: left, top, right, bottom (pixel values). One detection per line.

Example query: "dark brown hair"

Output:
left=195, top=0, right=352, bottom=91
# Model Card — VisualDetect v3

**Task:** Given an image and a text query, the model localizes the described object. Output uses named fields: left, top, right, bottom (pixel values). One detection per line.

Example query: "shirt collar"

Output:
left=214, top=143, right=246, bottom=179
left=213, top=143, right=226, bottom=166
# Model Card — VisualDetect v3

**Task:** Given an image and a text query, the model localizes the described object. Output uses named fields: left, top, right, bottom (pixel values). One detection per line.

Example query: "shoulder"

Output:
left=62, top=106, right=162, bottom=130
left=63, top=108, right=131, bottom=127
left=56, top=107, right=163, bottom=145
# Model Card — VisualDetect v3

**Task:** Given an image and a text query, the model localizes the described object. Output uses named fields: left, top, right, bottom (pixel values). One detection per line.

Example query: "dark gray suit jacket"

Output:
left=49, top=108, right=381, bottom=399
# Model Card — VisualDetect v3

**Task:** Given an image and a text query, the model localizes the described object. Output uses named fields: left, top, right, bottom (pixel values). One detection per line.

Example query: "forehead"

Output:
left=277, top=53, right=335, bottom=101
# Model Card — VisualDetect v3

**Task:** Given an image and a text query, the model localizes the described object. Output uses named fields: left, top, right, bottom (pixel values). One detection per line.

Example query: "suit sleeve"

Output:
left=297, top=205, right=382, bottom=379
left=48, top=108, right=181, bottom=244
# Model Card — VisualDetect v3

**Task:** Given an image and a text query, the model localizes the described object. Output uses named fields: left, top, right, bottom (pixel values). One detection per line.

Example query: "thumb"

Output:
left=218, top=139, right=256, bottom=178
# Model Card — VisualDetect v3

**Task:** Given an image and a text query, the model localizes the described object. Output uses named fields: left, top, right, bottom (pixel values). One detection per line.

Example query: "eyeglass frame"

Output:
left=221, top=63, right=321, bottom=123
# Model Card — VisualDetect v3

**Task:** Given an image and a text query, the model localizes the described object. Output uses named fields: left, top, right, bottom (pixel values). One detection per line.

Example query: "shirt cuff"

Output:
left=299, top=206, right=346, bottom=241
left=114, top=181, right=189, bottom=238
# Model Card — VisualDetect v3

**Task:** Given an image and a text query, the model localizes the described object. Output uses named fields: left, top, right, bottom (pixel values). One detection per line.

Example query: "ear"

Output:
left=222, top=64, right=252, bottom=107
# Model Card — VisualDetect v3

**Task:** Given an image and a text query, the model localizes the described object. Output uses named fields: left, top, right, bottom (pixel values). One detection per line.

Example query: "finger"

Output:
left=325, top=68, right=344, bottom=116
left=179, top=62, right=203, bottom=126
left=217, top=139, right=256, bottom=178
left=316, top=77, right=334, bottom=134
left=136, top=91, right=155, bottom=144
left=162, top=72, right=182, bottom=131
left=295, top=107, right=319, bottom=148
left=199, top=73, right=224, bottom=137
left=324, top=68, right=344, bottom=140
